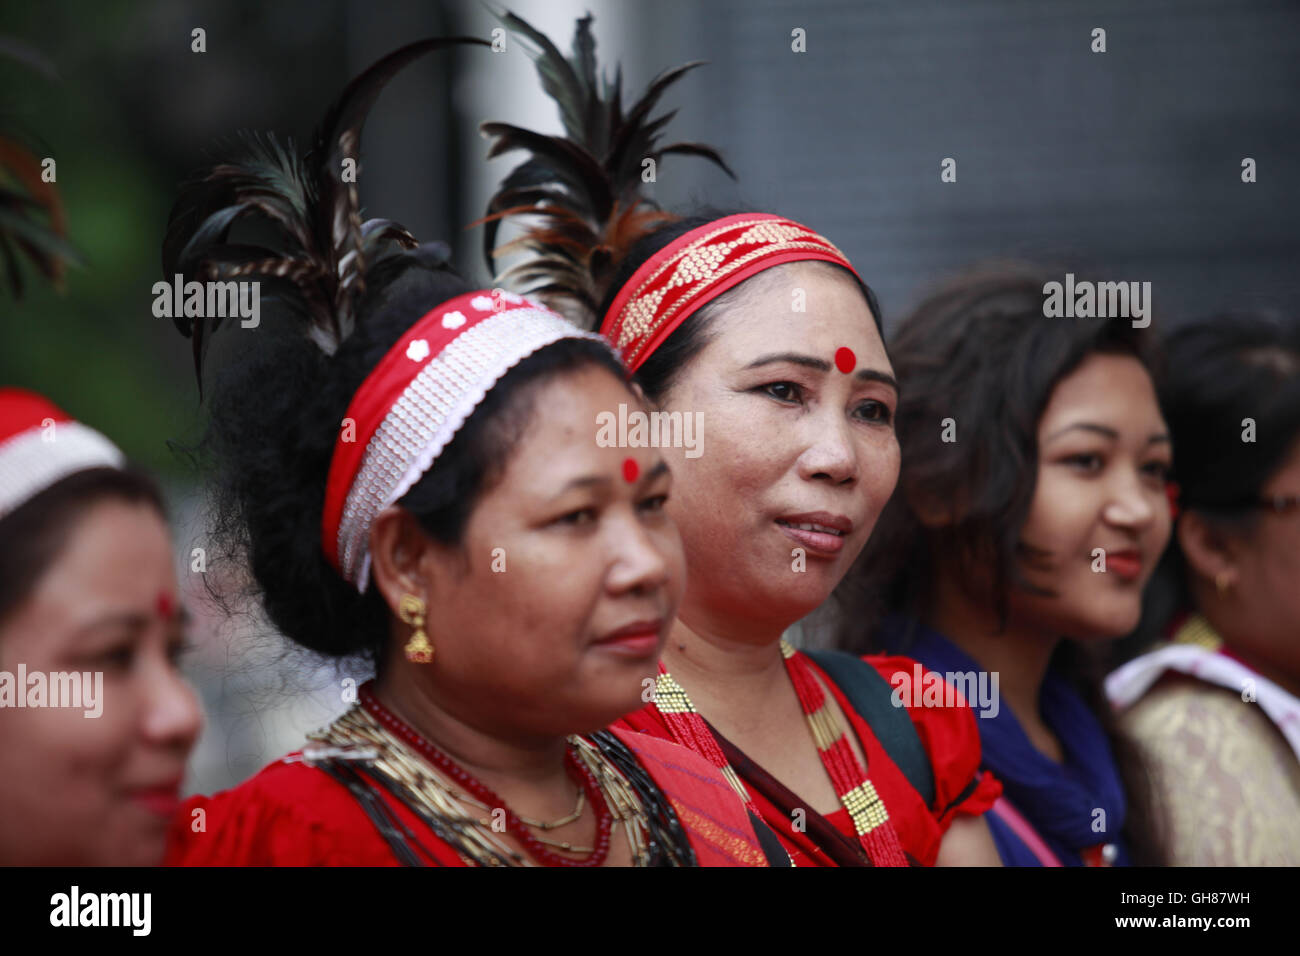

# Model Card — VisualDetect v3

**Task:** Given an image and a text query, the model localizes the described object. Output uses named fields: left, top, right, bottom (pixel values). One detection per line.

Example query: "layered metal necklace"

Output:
left=303, top=683, right=695, bottom=867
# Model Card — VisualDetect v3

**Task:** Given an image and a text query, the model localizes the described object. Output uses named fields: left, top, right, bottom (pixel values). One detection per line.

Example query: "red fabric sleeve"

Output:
left=168, top=735, right=770, bottom=867
left=864, top=655, right=1002, bottom=829
left=609, top=726, right=769, bottom=866
left=164, top=756, right=466, bottom=866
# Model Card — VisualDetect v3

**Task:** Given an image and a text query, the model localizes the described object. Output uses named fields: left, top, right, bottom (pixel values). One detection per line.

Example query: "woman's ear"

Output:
left=1177, top=510, right=1239, bottom=588
left=368, top=506, right=433, bottom=615
left=905, top=482, right=958, bottom=529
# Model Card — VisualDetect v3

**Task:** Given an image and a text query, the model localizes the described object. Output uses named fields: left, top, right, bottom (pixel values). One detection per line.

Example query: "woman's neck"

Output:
left=659, top=613, right=792, bottom=729
left=1194, top=585, right=1300, bottom=701
left=373, top=661, right=574, bottom=817
left=925, top=572, right=1063, bottom=762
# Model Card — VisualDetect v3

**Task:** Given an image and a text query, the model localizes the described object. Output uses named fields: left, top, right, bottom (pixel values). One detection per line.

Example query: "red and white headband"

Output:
left=321, top=290, right=607, bottom=591
left=600, top=213, right=861, bottom=371
left=0, top=388, right=126, bottom=521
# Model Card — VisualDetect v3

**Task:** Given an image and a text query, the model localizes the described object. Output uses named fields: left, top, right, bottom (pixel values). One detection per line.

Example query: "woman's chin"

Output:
left=1061, top=608, right=1142, bottom=643
left=759, top=569, right=836, bottom=621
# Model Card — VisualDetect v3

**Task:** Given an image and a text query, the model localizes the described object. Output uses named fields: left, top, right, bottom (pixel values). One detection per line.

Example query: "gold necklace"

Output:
left=306, top=706, right=654, bottom=866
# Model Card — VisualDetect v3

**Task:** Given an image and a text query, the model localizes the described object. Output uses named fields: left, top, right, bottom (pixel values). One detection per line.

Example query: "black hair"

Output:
left=837, top=262, right=1161, bottom=640
left=596, top=211, right=885, bottom=404
left=1134, top=310, right=1300, bottom=642
left=833, top=261, right=1167, bottom=864
left=0, top=466, right=166, bottom=628
left=203, top=253, right=629, bottom=665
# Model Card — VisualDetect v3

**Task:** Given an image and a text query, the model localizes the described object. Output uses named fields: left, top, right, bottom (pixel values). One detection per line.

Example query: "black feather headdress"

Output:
left=162, top=36, right=487, bottom=394
left=479, top=12, right=734, bottom=325
left=0, top=38, right=82, bottom=299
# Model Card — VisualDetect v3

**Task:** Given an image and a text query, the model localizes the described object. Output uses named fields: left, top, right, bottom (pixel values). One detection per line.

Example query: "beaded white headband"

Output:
left=321, top=290, right=608, bottom=591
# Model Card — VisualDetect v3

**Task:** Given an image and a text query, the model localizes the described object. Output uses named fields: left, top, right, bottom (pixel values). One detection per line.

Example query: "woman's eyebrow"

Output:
left=638, top=460, right=670, bottom=486
left=744, top=351, right=830, bottom=372
left=742, top=353, right=899, bottom=392
left=74, top=612, right=150, bottom=637
left=1044, top=423, right=1173, bottom=446
left=1045, top=422, right=1119, bottom=442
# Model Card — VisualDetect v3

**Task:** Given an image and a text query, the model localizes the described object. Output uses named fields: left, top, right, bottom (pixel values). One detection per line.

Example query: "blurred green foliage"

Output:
left=1, top=2, right=200, bottom=477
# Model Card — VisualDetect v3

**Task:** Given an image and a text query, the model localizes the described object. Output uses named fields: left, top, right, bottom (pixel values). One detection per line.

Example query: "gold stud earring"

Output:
left=399, top=594, right=433, bottom=663
left=1215, top=571, right=1233, bottom=598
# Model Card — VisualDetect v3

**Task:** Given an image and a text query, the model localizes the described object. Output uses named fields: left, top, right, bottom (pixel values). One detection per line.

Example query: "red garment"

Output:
left=614, top=654, right=1001, bottom=866
left=166, top=726, right=768, bottom=867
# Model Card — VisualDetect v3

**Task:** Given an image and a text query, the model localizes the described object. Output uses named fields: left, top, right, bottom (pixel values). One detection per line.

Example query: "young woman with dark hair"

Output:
left=837, top=263, right=1172, bottom=866
left=1107, top=311, right=1300, bottom=864
left=481, top=14, right=1002, bottom=867
left=160, top=38, right=773, bottom=867
left=0, top=388, right=202, bottom=864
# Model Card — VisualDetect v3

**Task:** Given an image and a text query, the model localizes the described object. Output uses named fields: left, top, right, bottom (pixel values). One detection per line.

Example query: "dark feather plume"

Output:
left=162, top=36, right=487, bottom=394
left=479, top=12, right=734, bottom=326
left=0, top=39, right=82, bottom=299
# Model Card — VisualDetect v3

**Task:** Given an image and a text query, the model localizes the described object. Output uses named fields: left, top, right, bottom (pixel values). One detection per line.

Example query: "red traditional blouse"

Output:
left=614, top=654, right=1001, bottom=866
left=166, top=726, right=769, bottom=867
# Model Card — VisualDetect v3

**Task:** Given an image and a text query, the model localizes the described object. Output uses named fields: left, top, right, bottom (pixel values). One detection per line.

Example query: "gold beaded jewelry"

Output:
left=399, top=594, right=434, bottom=663
left=307, top=706, right=656, bottom=866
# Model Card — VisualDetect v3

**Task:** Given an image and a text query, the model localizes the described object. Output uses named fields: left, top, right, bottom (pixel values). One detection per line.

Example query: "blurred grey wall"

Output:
left=448, top=0, right=1300, bottom=326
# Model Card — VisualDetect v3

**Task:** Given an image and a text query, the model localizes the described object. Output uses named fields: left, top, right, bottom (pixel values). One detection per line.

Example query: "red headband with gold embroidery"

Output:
left=599, top=213, right=860, bottom=371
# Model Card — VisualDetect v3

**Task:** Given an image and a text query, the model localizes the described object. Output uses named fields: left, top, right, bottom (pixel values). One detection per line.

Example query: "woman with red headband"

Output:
left=0, top=388, right=202, bottom=864
left=481, top=14, right=1001, bottom=866
left=160, top=38, right=774, bottom=867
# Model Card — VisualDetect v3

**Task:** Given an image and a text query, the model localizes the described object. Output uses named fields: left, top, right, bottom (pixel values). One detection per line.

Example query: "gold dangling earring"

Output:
left=1215, top=570, right=1233, bottom=598
left=399, top=594, right=433, bottom=663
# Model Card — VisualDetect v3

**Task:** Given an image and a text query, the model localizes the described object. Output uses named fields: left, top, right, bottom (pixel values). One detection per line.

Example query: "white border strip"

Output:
left=0, top=423, right=126, bottom=521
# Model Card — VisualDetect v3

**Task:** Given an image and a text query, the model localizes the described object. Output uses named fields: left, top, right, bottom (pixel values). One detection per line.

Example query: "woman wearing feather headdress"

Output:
left=0, top=39, right=80, bottom=299
left=161, top=37, right=774, bottom=867
left=481, top=13, right=1002, bottom=867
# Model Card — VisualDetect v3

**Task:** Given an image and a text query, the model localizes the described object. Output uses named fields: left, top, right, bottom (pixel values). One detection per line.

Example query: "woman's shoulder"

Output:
left=604, top=726, right=770, bottom=867
left=849, top=652, right=1001, bottom=823
left=1119, top=674, right=1300, bottom=865
left=165, top=754, right=402, bottom=866
left=861, top=652, right=989, bottom=744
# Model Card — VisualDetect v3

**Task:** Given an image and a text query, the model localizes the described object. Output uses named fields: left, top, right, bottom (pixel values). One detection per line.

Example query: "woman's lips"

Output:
left=1105, top=551, right=1143, bottom=581
left=592, top=620, right=664, bottom=658
left=775, top=518, right=847, bottom=556
left=131, top=784, right=182, bottom=818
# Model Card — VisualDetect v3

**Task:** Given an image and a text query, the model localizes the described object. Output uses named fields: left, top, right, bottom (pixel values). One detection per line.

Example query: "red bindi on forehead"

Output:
left=622, top=457, right=639, bottom=483
left=155, top=591, right=175, bottom=619
left=834, top=347, right=856, bottom=374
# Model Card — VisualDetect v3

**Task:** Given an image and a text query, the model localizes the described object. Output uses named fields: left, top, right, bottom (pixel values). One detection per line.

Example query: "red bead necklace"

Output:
left=359, top=684, right=614, bottom=867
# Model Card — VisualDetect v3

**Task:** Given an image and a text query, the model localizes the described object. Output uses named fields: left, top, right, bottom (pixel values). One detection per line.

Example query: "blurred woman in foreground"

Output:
left=0, top=387, right=201, bottom=864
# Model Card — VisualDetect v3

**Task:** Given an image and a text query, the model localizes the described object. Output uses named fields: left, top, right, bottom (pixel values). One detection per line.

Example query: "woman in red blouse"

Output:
left=161, top=38, right=772, bottom=868
left=480, top=14, right=1001, bottom=866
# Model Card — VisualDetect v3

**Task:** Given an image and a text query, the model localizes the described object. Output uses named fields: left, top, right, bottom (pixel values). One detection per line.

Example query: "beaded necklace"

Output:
left=358, top=685, right=614, bottom=866
left=652, top=639, right=909, bottom=866
left=304, top=683, right=695, bottom=866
